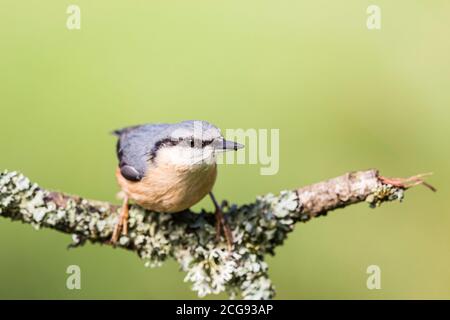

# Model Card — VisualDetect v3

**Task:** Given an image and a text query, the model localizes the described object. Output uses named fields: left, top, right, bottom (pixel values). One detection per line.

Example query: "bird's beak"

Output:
left=213, top=138, right=244, bottom=152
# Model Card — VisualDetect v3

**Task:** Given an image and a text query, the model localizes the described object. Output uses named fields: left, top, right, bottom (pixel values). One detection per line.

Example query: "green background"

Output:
left=1, top=1, right=449, bottom=299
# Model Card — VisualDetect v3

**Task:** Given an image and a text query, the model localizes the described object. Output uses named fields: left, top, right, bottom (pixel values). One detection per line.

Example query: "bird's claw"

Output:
left=214, top=206, right=233, bottom=252
left=110, top=196, right=129, bottom=245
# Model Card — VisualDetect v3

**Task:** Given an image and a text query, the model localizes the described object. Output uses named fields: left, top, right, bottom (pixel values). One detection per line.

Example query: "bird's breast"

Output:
left=116, top=162, right=217, bottom=213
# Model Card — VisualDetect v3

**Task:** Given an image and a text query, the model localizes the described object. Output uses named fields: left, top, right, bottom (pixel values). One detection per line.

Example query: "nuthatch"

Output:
left=111, top=120, right=244, bottom=249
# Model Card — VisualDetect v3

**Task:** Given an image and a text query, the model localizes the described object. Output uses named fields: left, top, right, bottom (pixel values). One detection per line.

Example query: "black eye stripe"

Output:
left=181, top=137, right=213, bottom=148
left=148, top=137, right=214, bottom=160
left=202, top=139, right=213, bottom=147
left=148, top=138, right=180, bottom=160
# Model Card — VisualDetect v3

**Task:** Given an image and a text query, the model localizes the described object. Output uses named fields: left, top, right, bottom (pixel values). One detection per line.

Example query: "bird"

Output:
left=111, top=120, right=244, bottom=250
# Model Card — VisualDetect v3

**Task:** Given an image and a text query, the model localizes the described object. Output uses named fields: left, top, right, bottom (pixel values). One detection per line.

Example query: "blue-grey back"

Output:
left=113, top=120, right=221, bottom=181
left=114, top=123, right=171, bottom=180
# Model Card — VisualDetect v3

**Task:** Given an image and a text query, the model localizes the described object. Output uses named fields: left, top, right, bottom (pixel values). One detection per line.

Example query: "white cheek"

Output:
left=201, top=146, right=216, bottom=164
left=157, top=146, right=216, bottom=166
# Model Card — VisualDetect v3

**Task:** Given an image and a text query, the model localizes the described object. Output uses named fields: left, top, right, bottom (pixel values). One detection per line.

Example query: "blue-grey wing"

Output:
left=113, top=123, right=170, bottom=181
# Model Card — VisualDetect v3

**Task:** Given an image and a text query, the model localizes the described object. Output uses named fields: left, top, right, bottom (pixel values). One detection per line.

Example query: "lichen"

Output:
left=0, top=170, right=409, bottom=300
left=0, top=171, right=304, bottom=299
left=365, top=182, right=404, bottom=208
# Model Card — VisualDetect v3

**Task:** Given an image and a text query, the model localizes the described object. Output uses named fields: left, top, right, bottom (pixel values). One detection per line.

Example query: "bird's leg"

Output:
left=111, top=195, right=129, bottom=244
left=209, top=192, right=233, bottom=251
left=121, top=199, right=130, bottom=236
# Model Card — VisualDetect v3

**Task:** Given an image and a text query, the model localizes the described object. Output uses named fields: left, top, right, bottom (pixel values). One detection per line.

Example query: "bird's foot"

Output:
left=110, top=196, right=129, bottom=244
left=209, top=192, right=233, bottom=252
left=214, top=204, right=233, bottom=252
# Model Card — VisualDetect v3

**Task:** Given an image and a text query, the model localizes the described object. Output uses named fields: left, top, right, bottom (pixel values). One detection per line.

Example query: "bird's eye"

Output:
left=189, top=138, right=195, bottom=148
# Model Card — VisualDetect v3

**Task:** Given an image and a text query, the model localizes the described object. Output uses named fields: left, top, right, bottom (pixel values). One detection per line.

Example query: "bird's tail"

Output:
left=111, top=125, right=141, bottom=136
left=111, top=128, right=125, bottom=136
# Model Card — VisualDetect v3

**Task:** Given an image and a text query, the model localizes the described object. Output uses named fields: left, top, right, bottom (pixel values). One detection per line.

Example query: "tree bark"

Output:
left=0, top=169, right=432, bottom=299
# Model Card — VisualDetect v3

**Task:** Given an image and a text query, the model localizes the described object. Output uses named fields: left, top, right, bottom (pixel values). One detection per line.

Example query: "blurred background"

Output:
left=0, top=0, right=449, bottom=299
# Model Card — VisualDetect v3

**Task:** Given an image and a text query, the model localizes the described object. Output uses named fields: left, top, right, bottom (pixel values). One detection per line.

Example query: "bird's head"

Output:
left=151, top=120, right=244, bottom=167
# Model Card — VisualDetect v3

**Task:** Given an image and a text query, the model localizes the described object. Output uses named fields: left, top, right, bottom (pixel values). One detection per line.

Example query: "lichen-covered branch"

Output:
left=0, top=169, right=433, bottom=299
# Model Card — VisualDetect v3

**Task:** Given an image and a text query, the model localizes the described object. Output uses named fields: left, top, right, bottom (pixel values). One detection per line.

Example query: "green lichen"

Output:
left=0, top=170, right=302, bottom=299
left=0, top=170, right=406, bottom=299
left=365, top=182, right=404, bottom=208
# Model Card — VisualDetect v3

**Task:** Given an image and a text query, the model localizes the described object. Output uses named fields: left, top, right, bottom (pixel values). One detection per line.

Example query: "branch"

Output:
left=0, top=169, right=433, bottom=299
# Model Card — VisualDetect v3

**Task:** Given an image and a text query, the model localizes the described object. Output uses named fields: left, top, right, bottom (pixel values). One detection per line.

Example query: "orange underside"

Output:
left=115, top=163, right=217, bottom=213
